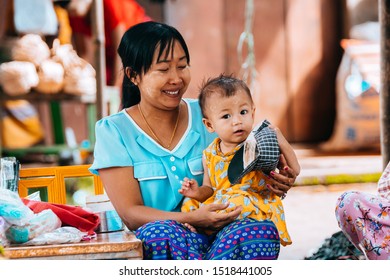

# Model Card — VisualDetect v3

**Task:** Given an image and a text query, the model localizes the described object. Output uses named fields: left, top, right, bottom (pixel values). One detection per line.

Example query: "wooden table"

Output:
left=4, top=230, right=143, bottom=260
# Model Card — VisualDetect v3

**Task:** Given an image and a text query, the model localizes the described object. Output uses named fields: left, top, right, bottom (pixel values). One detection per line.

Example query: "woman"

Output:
left=89, top=21, right=298, bottom=260
left=335, top=161, right=390, bottom=260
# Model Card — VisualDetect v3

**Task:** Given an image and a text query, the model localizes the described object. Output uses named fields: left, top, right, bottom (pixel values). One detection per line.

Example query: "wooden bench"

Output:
left=4, top=230, right=143, bottom=260
left=4, top=164, right=143, bottom=260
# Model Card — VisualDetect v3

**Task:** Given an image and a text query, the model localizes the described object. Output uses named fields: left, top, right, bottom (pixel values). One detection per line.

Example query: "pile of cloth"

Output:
left=0, top=188, right=99, bottom=247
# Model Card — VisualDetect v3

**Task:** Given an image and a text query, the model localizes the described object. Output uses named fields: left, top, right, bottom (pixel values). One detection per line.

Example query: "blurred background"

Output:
left=0, top=0, right=381, bottom=160
left=0, top=0, right=383, bottom=259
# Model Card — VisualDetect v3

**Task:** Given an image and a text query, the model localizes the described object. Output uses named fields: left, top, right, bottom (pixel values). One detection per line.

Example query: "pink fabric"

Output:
left=335, top=191, right=390, bottom=260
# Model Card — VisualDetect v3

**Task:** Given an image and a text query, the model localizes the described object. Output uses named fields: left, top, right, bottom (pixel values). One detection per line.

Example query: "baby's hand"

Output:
left=179, top=177, right=199, bottom=198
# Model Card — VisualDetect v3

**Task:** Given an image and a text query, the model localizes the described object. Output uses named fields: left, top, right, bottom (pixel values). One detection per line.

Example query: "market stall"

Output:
left=0, top=0, right=107, bottom=162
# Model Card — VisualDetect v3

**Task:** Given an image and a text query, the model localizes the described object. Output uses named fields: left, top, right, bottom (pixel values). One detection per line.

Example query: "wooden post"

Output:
left=380, top=0, right=390, bottom=169
left=91, top=0, right=106, bottom=120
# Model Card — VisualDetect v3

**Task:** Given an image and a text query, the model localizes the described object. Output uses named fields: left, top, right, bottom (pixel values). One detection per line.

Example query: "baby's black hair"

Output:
left=198, top=74, right=252, bottom=118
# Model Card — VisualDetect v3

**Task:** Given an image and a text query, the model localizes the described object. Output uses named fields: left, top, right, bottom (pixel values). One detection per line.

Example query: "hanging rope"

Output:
left=237, top=0, right=258, bottom=95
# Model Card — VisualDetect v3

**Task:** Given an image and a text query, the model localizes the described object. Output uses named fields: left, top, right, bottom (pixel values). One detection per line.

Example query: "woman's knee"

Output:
left=335, top=191, right=360, bottom=216
left=135, top=220, right=180, bottom=241
left=210, top=219, right=280, bottom=260
left=218, top=219, right=280, bottom=246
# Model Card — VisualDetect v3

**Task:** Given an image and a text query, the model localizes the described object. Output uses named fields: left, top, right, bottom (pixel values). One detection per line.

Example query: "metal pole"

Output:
left=91, top=0, right=106, bottom=120
left=380, top=0, right=390, bottom=169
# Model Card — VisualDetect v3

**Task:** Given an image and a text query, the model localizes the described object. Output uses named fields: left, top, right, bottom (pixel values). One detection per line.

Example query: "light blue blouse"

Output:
left=89, top=99, right=216, bottom=212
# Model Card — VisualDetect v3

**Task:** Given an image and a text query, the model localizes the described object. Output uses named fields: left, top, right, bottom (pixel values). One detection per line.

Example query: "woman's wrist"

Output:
left=177, top=210, right=194, bottom=225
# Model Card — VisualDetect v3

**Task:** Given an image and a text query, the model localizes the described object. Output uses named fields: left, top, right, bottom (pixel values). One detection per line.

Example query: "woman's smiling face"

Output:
left=135, top=40, right=191, bottom=110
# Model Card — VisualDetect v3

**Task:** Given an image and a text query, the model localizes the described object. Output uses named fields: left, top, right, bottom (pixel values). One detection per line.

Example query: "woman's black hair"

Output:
left=117, top=21, right=190, bottom=109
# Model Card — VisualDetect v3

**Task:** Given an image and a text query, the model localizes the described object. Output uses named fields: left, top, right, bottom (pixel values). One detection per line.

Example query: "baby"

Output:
left=179, top=74, right=300, bottom=246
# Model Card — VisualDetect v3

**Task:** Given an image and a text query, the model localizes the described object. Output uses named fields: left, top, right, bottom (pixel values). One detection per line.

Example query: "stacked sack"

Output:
left=0, top=34, right=96, bottom=97
left=51, top=39, right=96, bottom=96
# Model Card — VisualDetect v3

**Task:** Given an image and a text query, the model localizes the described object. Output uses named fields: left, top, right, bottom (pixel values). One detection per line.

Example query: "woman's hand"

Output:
left=182, top=223, right=197, bottom=233
left=267, top=154, right=298, bottom=199
left=189, top=203, right=243, bottom=231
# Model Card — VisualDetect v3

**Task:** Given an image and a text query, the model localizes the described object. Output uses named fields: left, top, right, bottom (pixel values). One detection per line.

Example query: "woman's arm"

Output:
left=266, top=126, right=300, bottom=196
left=99, top=166, right=241, bottom=231
left=274, top=127, right=300, bottom=175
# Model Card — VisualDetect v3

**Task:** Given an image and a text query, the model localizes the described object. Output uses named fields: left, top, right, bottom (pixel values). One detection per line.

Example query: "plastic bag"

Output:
left=11, top=34, right=51, bottom=67
left=0, top=217, right=10, bottom=247
left=23, top=226, right=86, bottom=246
left=26, top=191, right=42, bottom=202
left=63, top=58, right=96, bottom=97
left=6, top=209, right=61, bottom=244
left=13, top=0, right=58, bottom=35
left=0, top=189, right=35, bottom=226
left=0, top=189, right=62, bottom=244
left=0, top=157, right=20, bottom=192
left=36, top=59, right=65, bottom=94
left=0, top=61, right=39, bottom=95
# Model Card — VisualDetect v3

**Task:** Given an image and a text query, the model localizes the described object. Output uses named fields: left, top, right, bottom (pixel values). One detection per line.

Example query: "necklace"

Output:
left=138, top=103, right=180, bottom=149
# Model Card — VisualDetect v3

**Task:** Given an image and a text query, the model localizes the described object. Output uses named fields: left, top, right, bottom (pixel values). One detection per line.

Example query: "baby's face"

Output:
left=203, top=89, right=255, bottom=149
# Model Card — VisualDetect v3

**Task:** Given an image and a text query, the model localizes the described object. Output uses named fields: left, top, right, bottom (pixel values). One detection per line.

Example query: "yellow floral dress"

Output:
left=182, top=138, right=292, bottom=246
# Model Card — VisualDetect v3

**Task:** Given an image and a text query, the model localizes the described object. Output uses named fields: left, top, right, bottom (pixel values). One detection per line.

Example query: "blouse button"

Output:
left=170, top=156, right=175, bottom=162
left=171, top=166, right=176, bottom=172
